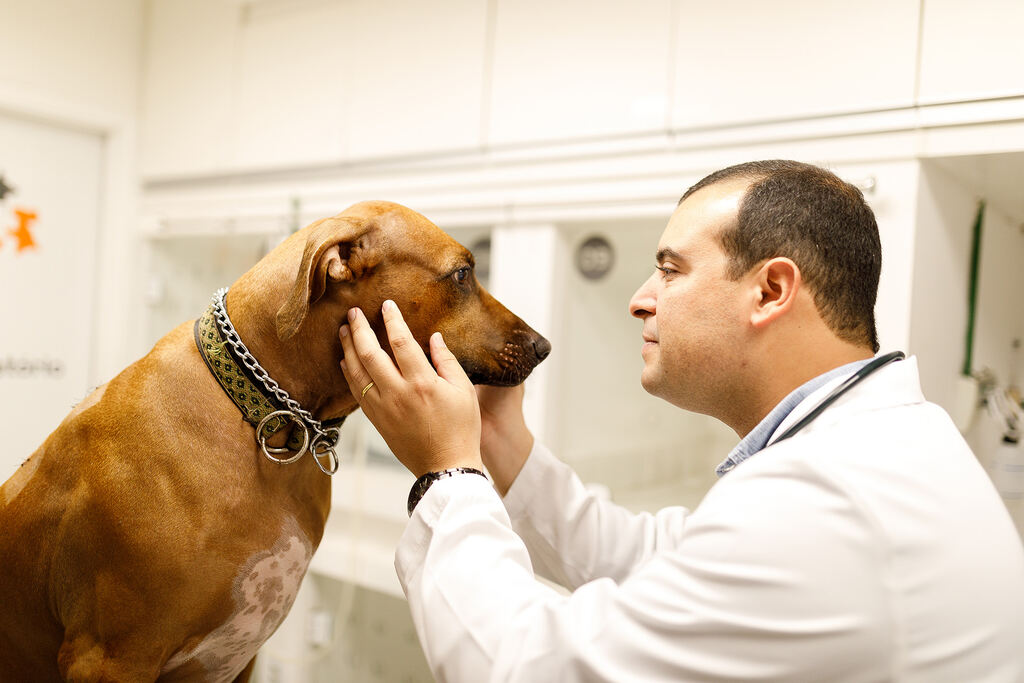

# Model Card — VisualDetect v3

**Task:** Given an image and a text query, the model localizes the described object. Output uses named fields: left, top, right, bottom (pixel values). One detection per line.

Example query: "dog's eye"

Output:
left=453, top=267, right=471, bottom=285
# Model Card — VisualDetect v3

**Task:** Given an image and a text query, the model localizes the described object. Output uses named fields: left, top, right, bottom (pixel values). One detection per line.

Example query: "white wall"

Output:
left=0, top=0, right=144, bottom=440
left=0, top=0, right=143, bottom=116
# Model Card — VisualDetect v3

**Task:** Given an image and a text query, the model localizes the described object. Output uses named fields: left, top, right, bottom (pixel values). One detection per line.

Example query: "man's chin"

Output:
left=639, top=368, right=660, bottom=397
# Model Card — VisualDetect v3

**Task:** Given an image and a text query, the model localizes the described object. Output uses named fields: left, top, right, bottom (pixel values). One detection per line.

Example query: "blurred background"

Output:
left=0, top=0, right=1022, bottom=680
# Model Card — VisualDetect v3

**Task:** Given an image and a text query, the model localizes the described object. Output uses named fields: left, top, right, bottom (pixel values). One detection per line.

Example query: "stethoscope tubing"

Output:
left=771, top=350, right=907, bottom=445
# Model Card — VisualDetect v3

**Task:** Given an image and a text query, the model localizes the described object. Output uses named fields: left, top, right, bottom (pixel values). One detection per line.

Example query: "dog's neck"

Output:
left=223, top=277, right=360, bottom=424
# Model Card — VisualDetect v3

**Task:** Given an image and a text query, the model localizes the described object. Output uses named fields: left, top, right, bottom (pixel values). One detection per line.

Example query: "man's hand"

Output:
left=338, top=301, right=482, bottom=478
left=477, top=384, right=534, bottom=496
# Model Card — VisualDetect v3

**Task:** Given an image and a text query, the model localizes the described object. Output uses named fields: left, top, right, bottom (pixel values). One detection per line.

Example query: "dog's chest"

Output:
left=162, top=517, right=313, bottom=682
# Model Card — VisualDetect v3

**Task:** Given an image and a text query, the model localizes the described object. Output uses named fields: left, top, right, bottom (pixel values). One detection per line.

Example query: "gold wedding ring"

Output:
left=360, top=381, right=375, bottom=398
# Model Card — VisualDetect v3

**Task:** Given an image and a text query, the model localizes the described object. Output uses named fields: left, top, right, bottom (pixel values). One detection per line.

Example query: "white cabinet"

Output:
left=142, top=0, right=350, bottom=176
left=141, top=0, right=488, bottom=176
left=488, top=0, right=673, bottom=145
left=918, top=0, right=1024, bottom=104
left=339, top=0, right=489, bottom=160
left=233, top=0, right=489, bottom=167
left=139, top=0, right=238, bottom=178
left=231, top=2, right=348, bottom=170
left=138, top=0, right=1024, bottom=177
left=672, top=0, right=919, bottom=128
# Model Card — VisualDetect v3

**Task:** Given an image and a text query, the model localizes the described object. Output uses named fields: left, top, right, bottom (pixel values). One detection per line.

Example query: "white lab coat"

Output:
left=395, top=357, right=1024, bottom=682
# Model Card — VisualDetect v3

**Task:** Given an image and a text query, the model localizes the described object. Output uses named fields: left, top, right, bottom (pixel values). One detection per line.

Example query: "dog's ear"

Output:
left=276, top=216, right=370, bottom=341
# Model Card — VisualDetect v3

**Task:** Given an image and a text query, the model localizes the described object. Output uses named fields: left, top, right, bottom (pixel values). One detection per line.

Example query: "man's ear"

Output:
left=750, top=257, right=800, bottom=328
left=276, top=216, right=370, bottom=341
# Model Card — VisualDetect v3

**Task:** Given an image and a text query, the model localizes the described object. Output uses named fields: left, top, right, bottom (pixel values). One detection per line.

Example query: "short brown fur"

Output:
left=0, top=201, right=549, bottom=682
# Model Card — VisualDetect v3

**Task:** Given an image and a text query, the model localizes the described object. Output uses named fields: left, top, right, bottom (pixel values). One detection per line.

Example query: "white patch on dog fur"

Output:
left=161, top=517, right=313, bottom=681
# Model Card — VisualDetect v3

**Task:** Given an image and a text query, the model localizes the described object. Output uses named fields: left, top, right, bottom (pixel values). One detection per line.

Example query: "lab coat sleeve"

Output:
left=499, top=442, right=693, bottom=588
left=394, top=462, right=890, bottom=683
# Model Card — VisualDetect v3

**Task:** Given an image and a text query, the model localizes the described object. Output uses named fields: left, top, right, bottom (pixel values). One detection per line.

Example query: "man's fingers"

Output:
left=341, top=305, right=468, bottom=412
left=345, top=307, right=402, bottom=390
left=339, top=322, right=374, bottom=400
left=381, top=300, right=435, bottom=381
left=430, top=332, right=472, bottom=389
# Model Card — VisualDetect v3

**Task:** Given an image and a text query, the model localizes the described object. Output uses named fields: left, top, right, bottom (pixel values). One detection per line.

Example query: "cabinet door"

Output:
left=341, top=0, right=489, bottom=160
left=672, top=0, right=919, bottom=129
left=918, top=0, right=1024, bottom=104
left=231, top=2, right=348, bottom=170
left=0, top=113, right=103, bottom=474
left=139, top=0, right=238, bottom=178
left=488, top=0, right=673, bottom=145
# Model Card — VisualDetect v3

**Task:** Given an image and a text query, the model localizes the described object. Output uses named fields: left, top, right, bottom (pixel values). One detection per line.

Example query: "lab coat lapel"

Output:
left=765, top=355, right=927, bottom=449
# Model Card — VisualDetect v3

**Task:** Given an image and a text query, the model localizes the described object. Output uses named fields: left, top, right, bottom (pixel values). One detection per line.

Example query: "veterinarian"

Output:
left=338, top=160, right=1024, bottom=682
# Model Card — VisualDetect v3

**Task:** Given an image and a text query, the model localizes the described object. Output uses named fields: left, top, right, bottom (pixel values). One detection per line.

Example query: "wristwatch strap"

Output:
left=407, top=467, right=488, bottom=517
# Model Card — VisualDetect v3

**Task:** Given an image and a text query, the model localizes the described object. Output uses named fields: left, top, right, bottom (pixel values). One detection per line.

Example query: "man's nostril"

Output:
left=532, top=337, right=552, bottom=361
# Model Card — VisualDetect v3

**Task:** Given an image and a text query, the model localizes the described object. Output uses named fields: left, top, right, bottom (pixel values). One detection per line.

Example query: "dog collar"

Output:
left=194, top=288, right=344, bottom=475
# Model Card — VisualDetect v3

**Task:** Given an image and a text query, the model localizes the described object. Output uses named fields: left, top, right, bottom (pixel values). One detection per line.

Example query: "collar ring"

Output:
left=257, top=410, right=310, bottom=465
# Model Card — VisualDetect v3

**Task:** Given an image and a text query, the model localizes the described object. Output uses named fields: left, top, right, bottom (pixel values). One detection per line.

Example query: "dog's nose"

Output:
left=532, top=336, right=551, bottom=362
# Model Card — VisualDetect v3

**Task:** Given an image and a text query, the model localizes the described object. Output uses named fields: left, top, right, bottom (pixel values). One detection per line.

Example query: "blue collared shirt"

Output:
left=715, top=358, right=873, bottom=476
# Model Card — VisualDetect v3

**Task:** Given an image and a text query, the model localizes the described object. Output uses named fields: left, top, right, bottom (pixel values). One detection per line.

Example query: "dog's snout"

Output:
left=532, top=336, right=551, bottom=362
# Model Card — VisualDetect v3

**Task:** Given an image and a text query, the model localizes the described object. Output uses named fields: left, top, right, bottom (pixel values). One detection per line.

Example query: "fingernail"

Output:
left=348, top=307, right=358, bottom=322
left=339, top=358, right=348, bottom=373
left=340, top=325, right=349, bottom=338
left=433, top=331, right=446, bottom=348
left=382, top=299, right=396, bottom=313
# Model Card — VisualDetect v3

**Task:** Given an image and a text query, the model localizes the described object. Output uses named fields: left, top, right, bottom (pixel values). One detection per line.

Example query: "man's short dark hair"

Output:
left=680, top=160, right=881, bottom=353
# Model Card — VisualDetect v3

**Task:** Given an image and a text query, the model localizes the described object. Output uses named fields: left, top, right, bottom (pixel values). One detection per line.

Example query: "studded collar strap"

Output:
left=193, top=291, right=345, bottom=476
left=194, top=303, right=290, bottom=433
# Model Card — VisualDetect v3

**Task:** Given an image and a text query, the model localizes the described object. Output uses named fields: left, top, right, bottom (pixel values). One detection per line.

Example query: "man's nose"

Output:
left=629, top=273, right=657, bottom=319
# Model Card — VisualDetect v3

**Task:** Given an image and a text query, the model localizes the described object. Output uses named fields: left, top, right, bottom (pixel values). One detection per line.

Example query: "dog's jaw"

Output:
left=462, top=334, right=551, bottom=387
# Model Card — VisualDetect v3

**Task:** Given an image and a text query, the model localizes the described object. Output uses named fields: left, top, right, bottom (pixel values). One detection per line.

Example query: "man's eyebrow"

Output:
left=656, top=247, right=685, bottom=263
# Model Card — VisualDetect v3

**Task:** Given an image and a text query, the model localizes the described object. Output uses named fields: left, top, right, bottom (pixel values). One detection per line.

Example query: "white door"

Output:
left=0, top=111, right=103, bottom=480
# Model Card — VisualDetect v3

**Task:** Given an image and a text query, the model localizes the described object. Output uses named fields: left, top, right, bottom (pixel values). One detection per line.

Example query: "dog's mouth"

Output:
left=460, top=335, right=551, bottom=387
left=465, top=363, right=534, bottom=387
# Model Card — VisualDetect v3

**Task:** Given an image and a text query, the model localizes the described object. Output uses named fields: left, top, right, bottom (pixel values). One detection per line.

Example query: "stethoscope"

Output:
left=771, top=350, right=906, bottom=444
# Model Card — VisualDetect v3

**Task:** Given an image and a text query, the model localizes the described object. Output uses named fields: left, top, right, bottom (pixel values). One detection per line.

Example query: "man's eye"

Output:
left=656, top=265, right=674, bottom=276
left=453, top=267, right=471, bottom=284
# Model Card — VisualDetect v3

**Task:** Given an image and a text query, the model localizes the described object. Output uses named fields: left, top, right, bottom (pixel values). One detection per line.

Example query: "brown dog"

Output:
left=0, top=201, right=550, bottom=682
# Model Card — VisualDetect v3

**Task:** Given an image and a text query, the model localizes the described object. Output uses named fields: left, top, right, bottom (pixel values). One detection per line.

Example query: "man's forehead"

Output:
left=658, top=178, right=750, bottom=252
left=677, top=177, right=750, bottom=226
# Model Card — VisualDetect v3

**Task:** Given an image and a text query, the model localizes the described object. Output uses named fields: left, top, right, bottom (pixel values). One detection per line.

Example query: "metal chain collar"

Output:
left=211, top=287, right=340, bottom=475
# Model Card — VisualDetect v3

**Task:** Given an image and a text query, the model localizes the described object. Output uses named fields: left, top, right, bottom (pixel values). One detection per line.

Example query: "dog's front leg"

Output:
left=58, top=633, right=165, bottom=682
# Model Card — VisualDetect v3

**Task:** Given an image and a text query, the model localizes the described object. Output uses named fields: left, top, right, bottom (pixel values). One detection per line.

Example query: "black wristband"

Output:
left=407, top=467, right=488, bottom=517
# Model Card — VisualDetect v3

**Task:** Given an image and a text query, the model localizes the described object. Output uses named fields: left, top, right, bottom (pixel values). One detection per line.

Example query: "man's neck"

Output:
left=729, top=342, right=874, bottom=438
